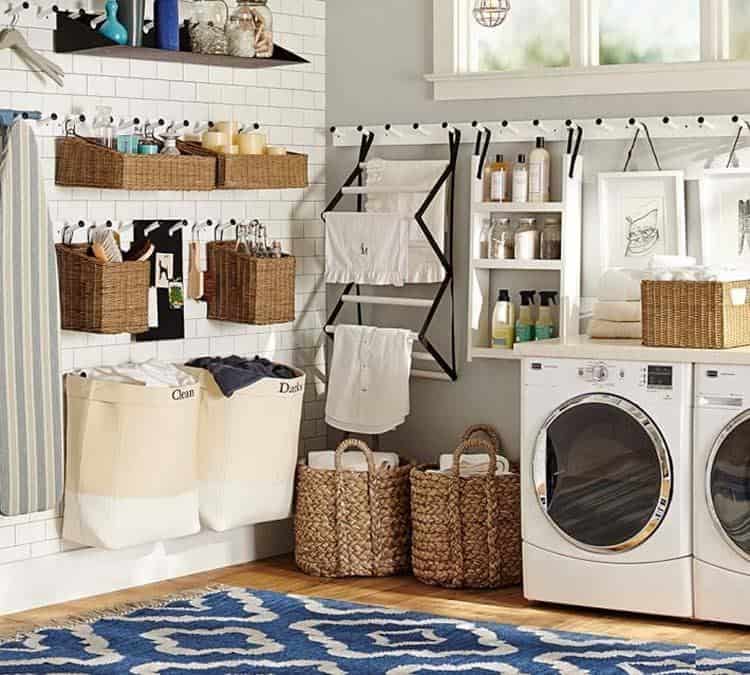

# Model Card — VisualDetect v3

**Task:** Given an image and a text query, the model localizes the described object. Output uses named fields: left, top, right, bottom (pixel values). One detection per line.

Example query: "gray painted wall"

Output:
left=325, top=0, right=750, bottom=462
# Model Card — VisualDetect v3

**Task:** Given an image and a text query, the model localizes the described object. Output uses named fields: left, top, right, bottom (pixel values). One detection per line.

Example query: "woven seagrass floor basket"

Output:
left=294, top=438, right=412, bottom=578
left=410, top=425, right=521, bottom=589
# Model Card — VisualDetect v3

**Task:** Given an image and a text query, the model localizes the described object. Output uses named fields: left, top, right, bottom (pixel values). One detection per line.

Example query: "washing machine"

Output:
left=521, top=358, right=693, bottom=618
left=694, top=363, right=750, bottom=625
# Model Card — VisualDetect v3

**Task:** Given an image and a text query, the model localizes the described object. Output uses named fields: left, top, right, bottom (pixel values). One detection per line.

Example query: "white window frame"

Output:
left=427, top=0, right=746, bottom=100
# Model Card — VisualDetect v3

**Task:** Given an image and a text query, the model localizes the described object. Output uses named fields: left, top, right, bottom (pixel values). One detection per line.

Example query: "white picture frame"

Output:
left=598, top=171, right=687, bottom=271
left=699, top=168, right=750, bottom=269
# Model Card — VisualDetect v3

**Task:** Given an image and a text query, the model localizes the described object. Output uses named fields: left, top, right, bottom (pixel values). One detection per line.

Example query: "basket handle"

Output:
left=451, top=438, right=497, bottom=478
left=334, top=438, right=376, bottom=473
left=461, top=424, right=501, bottom=451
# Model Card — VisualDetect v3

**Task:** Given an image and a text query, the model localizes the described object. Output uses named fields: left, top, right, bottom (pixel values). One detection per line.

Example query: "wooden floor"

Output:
left=1, top=555, right=748, bottom=651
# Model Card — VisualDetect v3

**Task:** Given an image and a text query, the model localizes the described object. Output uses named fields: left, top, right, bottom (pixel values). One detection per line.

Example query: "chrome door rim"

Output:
left=705, top=409, right=750, bottom=563
left=533, top=393, right=673, bottom=554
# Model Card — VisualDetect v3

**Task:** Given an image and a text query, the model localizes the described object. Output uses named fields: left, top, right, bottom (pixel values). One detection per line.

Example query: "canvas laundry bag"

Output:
left=184, top=365, right=306, bottom=532
left=62, top=374, right=201, bottom=549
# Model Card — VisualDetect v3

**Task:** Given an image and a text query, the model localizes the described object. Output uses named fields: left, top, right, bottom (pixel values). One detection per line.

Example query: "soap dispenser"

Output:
left=515, top=290, right=536, bottom=343
left=492, top=289, right=515, bottom=349
left=535, top=291, right=558, bottom=340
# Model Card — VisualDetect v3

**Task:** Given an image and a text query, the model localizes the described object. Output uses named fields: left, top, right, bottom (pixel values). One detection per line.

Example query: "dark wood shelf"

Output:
left=54, top=12, right=307, bottom=69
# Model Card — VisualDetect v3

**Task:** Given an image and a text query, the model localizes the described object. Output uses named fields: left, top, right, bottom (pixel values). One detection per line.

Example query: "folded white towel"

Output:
left=439, top=453, right=510, bottom=476
left=307, top=450, right=400, bottom=472
left=325, top=212, right=409, bottom=286
left=325, top=325, right=414, bottom=434
left=598, top=268, right=644, bottom=302
left=592, top=301, right=642, bottom=323
left=588, top=320, right=642, bottom=340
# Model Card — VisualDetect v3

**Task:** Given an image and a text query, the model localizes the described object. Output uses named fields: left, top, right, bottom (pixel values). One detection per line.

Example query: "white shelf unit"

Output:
left=467, top=155, right=583, bottom=362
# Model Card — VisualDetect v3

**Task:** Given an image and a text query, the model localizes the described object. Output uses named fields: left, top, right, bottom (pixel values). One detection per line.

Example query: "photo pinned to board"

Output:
left=156, top=253, right=174, bottom=289
left=701, top=169, right=750, bottom=269
left=598, top=171, right=687, bottom=270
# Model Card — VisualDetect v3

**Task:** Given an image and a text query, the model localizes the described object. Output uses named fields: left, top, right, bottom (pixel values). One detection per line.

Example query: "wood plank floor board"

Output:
left=0, top=555, right=748, bottom=651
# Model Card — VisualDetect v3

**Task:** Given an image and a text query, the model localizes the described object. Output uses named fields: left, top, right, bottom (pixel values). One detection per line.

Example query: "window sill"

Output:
left=425, top=61, right=750, bottom=100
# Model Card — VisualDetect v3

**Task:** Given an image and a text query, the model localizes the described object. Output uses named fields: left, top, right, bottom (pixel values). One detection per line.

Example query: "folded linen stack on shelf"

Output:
left=588, top=268, right=644, bottom=340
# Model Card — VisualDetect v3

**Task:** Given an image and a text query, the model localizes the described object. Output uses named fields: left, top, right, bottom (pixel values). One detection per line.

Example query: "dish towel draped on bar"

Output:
left=0, top=121, right=63, bottom=515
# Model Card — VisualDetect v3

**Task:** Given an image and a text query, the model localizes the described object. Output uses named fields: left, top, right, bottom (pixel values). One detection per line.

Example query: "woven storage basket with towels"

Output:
left=294, top=438, right=412, bottom=578
left=410, top=425, right=521, bottom=589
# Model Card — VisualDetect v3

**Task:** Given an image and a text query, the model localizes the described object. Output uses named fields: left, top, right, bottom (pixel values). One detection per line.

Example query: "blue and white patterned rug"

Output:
left=0, top=586, right=747, bottom=673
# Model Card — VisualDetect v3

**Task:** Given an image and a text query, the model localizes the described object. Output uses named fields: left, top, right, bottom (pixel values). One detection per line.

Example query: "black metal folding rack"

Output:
left=322, top=129, right=461, bottom=382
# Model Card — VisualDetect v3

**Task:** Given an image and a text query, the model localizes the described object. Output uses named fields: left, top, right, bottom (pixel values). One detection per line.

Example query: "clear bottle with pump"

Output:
left=512, top=154, right=528, bottom=203
left=535, top=291, right=558, bottom=340
left=492, top=289, right=515, bottom=349
left=489, top=154, right=509, bottom=202
left=528, top=137, right=550, bottom=202
left=515, top=290, right=536, bottom=343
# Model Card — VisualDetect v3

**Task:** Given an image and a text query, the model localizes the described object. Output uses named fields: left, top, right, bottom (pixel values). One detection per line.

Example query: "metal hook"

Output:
left=168, top=220, right=187, bottom=237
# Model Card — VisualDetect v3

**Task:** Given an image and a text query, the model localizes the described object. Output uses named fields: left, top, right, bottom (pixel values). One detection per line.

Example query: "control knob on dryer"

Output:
left=592, top=364, right=609, bottom=382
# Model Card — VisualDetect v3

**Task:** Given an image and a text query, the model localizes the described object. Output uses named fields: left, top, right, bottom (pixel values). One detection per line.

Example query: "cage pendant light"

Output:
left=473, top=0, right=510, bottom=28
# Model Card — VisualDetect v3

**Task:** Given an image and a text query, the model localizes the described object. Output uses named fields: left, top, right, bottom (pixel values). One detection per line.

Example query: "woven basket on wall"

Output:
left=55, top=137, right=216, bottom=191
left=410, top=425, right=521, bottom=589
left=294, top=438, right=412, bottom=578
left=56, top=244, right=150, bottom=334
left=205, top=241, right=295, bottom=325
left=642, top=279, right=750, bottom=349
left=177, top=140, right=308, bottom=189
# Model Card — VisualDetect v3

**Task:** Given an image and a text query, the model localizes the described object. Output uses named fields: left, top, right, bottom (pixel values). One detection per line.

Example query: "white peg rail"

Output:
left=330, top=115, right=749, bottom=147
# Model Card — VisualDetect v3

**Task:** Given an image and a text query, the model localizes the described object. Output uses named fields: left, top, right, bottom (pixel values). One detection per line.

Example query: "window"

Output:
left=428, top=0, right=750, bottom=100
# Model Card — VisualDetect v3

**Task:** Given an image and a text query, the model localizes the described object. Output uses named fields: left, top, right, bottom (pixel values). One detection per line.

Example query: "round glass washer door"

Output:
left=707, top=411, right=750, bottom=559
left=533, top=393, right=673, bottom=553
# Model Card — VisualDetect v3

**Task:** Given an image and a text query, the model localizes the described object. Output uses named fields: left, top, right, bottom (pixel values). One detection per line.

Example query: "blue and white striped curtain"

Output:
left=0, top=120, right=64, bottom=515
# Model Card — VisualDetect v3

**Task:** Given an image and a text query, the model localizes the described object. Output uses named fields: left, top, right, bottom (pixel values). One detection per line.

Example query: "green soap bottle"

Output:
left=535, top=291, right=558, bottom=341
left=515, top=290, right=536, bottom=343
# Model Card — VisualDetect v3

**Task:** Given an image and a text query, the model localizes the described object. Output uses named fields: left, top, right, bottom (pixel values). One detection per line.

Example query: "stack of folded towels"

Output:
left=588, top=268, right=645, bottom=340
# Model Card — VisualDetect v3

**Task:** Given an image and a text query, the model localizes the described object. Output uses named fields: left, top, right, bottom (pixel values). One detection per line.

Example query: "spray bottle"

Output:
left=492, top=289, right=515, bottom=349
left=515, top=290, right=536, bottom=343
left=535, top=291, right=558, bottom=340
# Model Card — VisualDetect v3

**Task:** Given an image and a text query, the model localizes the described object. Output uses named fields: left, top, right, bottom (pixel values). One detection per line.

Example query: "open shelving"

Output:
left=467, top=155, right=583, bottom=362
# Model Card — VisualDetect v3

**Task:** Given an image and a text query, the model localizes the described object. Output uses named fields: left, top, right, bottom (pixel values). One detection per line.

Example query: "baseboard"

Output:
left=0, top=519, right=294, bottom=614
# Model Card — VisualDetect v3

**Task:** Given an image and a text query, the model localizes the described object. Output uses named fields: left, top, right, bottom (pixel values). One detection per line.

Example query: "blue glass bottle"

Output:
left=155, top=0, right=180, bottom=51
left=99, top=0, right=128, bottom=45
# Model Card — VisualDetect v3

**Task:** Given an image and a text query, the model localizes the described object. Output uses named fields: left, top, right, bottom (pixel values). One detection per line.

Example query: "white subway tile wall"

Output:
left=0, top=0, right=327, bottom=564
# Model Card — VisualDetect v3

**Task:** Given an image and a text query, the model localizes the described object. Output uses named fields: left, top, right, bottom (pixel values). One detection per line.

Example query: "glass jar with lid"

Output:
left=514, top=217, right=540, bottom=260
left=227, top=0, right=274, bottom=58
left=541, top=216, right=562, bottom=260
left=490, top=215, right=515, bottom=259
left=479, top=217, right=492, bottom=258
left=187, top=0, right=229, bottom=54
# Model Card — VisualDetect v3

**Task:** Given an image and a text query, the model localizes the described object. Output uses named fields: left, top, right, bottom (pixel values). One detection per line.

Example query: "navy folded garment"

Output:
left=186, top=355, right=297, bottom=397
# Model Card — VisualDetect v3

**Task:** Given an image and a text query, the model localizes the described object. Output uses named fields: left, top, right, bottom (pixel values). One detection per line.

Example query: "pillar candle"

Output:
left=266, top=146, right=287, bottom=156
left=215, top=121, right=239, bottom=144
left=239, top=132, right=267, bottom=155
left=202, top=131, right=227, bottom=149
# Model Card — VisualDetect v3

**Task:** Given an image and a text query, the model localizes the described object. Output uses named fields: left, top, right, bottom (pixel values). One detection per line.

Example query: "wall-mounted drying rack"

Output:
left=322, top=129, right=461, bottom=383
left=330, top=115, right=750, bottom=147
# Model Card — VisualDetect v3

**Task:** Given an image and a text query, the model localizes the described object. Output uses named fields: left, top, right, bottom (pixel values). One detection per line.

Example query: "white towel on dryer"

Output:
left=325, top=212, right=409, bottom=286
left=365, top=158, right=448, bottom=284
left=325, top=324, right=414, bottom=434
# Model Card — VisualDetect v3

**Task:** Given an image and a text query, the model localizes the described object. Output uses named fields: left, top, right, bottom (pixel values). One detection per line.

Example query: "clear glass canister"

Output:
left=541, top=217, right=562, bottom=260
left=514, top=217, right=540, bottom=260
left=188, top=0, right=228, bottom=55
left=490, top=215, right=515, bottom=259
left=479, top=217, right=492, bottom=258
left=227, top=0, right=274, bottom=58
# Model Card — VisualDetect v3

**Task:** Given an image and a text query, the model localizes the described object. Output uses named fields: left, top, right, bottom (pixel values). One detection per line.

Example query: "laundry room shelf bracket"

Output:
left=322, top=130, right=460, bottom=382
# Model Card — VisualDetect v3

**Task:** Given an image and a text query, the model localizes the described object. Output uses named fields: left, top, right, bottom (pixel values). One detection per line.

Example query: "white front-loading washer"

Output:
left=694, top=363, right=750, bottom=625
left=521, top=358, right=693, bottom=618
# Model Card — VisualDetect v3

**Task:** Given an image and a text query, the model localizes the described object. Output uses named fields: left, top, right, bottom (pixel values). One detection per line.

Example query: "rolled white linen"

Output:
left=588, top=319, right=642, bottom=340
left=306, top=450, right=400, bottom=472
left=592, top=301, right=642, bottom=323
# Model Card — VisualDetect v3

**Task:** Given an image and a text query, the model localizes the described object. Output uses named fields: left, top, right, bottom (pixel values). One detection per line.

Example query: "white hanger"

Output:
left=0, top=12, right=64, bottom=86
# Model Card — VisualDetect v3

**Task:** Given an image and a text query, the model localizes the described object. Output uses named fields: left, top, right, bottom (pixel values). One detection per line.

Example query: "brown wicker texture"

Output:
left=294, top=438, right=412, bottom=578
left=642, top=279, right=750, bottom=349
left=411, top=427, right=521, bottom=589
left=55, top=244, right=150, bottom=334
left=178, top=141, right=308, bottom=190
left=205, top=241, right=295, bottom=325
left=55, top=137, right=216, bottom=191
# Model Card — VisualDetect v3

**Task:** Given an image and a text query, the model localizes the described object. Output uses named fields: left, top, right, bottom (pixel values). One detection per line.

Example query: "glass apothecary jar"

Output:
left=514, top=217, right=540, bottom=260
left=187, top=0, right=229, bottom=55
left=540, top=217, right=562, bottom=260
left=490, top=215, right=515, bottom=260
left=227, top=0, right=274, bottom=58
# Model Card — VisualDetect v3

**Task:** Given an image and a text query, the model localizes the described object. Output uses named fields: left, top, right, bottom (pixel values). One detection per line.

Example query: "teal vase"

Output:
left=99, top=0, right=129, bottom=45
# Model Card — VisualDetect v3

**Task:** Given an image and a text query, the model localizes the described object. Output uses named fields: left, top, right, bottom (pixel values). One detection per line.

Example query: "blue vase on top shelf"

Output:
left=99, top=0, right=129, bottom=45
left=155, top=0, right=180, bottom=51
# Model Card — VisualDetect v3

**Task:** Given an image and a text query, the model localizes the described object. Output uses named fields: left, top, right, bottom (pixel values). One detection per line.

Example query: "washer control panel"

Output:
left=645, top=365, right=673, bottom=390
left=577, top=362, right=625, bottom=384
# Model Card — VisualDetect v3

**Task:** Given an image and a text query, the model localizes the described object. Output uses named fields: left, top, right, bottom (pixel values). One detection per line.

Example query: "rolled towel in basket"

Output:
left=307, top=450, right=399, bottom=472
left=592, top=301, right=642, bottom=323
left=588, top=319, right=642, bottom=340
left=438, top=453, right=511, bottom=476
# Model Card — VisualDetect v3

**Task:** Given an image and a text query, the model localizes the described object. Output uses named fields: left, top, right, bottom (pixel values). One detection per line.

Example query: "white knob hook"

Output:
left=411, top=123, right=431, bottom=137
left=37, top=2, right=57, bottom=19
left=168, top=220, right=188, bottom=237
left=144, top=221, right=161, bottom=237
left=594, top=118, right=613, bottom=133
left=499, top=120, right=519, bottom=135
left=383, top=123, right=403, bottom=138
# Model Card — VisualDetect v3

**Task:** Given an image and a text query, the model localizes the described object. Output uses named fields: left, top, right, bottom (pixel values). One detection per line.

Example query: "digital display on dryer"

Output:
left=647, top=365, right=673, bottom=389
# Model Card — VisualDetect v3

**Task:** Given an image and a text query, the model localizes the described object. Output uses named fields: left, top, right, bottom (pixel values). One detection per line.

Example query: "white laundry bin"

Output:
left=62, top=374, right=201, bottom=550
left=184, top=365, right=306, bottom=532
